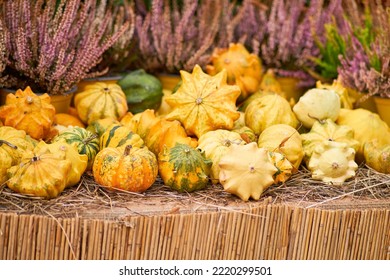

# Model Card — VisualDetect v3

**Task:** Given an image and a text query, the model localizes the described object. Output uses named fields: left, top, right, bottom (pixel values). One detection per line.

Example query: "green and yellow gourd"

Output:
left=118, top=69, right=164, bottom=114
left=158, top=143, right=212, bottom=193
left=99, top=124, right=144, bottom=150
left=86, top=117, right=120, bottom=139
left=51, top=127, right=100, bottom=170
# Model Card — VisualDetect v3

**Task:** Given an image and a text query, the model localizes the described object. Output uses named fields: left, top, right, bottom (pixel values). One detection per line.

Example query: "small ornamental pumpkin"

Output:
left=158, top=143, right=212, bottom=193
left=54, top=113, right=85, bottom=128
left=51, top=127, right=100, bottom=170
left=363, top=140, right=390, bottom=174
left=6, top=145, right=72, bottom=198
left=293, top=88, right=341, bottom=129
left=0, top=126, right=37, bottom=184
left=245, top=94, right=298, bottom=135
left=218, top=142, right=277, bottom=201
left=308, top=141, right=358, bottom=185
left=36, top=141, right=88, bottom=188
left=316, top=79, right=353, bottom=109
left=268, top=151, right=294, bottom=184
left=301, top=119, right=360, bottom=164
left=0, top=86, right=56, bottom=140
left=164, top=64, right=241, bottom=138
left=86, top=117, right=120, bottom=139
left=74, top=82, right=128, bottom=125
left=336, top=108, right=390, bottom=162
left=93, top=145, right=158, bottom=193
left=206, top=43, right=263, bottom=102
left=257, top=124, right=303, bottom=170
left=197, top=129, right=245, bottom=184
left=99, top=124, right=144, bottom=150
left=120, top=111, right=141, bottom=132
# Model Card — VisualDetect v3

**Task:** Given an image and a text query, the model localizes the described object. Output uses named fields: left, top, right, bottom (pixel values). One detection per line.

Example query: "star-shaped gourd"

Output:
left=164, top=64, right=241, bottom=138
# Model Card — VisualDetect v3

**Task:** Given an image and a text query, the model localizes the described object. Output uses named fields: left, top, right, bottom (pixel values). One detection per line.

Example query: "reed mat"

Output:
left=0, top=165, right=389, bottom=260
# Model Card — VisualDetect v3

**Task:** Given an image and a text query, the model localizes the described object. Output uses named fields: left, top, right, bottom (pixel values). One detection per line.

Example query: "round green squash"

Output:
left=158, top=143, right=212, bottom=193
left=118, top=69, right=163, bottom=114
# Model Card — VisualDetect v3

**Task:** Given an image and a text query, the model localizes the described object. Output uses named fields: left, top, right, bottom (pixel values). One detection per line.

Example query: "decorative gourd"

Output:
left=257, top=124, right=303, bottom=170
left=316, top=79, right=353, bottom=109
left=134, top=109, right=161, bottom=140
left=218, top=142, right=277, bottom=201
left=245, top=94, right=298, bottom=136
left=197, top=129, right=245, bottom=184
left=307, top=140, right=358, bottom=185
left=363, top=140, right=390, bottom=174
left=206, top=43, right=263, bottom=102
left=54, top=113, right=85, bottom=128
left=293, top=88, right=341, bottom=129
left=301, top=119, right=360, bottom=164
left=156, top=89, right=174, bottom=116
left=117, top=69, right=163, bottom=114
left=99, top=124, right=144, bottom=150
left=164, top=65, right=241, bottom=138
left=336, top=108, right=390, bottom=162
left=51, top=127, right=100, bottom=170
left=6, top=144, right=72, bottom=198
left=0, top=86, right=56, bottom=140
left=74, top=82, right=128, bottom=125
left=268, top=151, right=294, bottom=184
left=93, top=145, right=158, bottom=193
left=0, top=126, right=37, bottom=184
left=35, top=140, right=88, bottom=188
left=86, top=117, right=120, bottom=138
left=120, top=111, right=141, bottom=132
left=158, top=143, right=212, bottom=193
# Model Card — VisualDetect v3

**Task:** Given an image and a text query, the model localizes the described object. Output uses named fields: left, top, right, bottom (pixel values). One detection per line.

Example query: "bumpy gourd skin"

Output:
left=164, top=64, right=241, bottom=138
left=93, top=145, right=158, bottom=193
left=158, top=143, right=212, bottom=193
left=0, top=86, right=56, bottom=140
left=218, top=142, right=277, bottom=201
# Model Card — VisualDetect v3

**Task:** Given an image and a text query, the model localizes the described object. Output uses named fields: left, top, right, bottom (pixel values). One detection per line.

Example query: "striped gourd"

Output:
left=158, top=143, right=211, bottom=192
left=51, top=126, right=99, bottom=170
left=99, top=124, right=144, bottom=150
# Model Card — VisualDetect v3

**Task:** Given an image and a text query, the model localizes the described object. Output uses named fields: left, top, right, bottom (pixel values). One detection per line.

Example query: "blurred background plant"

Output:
left=337, top=0, right=389, bottom=100
left=131, top=0, right=246, bottom=75
left=0, top=0, right=131, bottom=95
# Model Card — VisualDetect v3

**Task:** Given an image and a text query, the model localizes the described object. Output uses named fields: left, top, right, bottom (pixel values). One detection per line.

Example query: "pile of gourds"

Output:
left=1, top=43, right=389, bottom=201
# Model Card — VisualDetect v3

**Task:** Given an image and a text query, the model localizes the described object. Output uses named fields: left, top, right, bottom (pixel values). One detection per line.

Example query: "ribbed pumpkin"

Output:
left=164, top=65, right=241, bottom=138
left=51, top=127, right=100, bottom=170
left=363, top=140, right=390, bottom=174
left=206, top=43, right=263, bottom=102
left=197, top=129, right=245, bottom=184
left=93, top=145, right=158, bottom=192
left=245, top=94, right=298, bottom=136
left=36, top=140, right=88, bottom=188
left=74, top=82, right=128, bottom=125
left=336, top=108, right=390, bottom=162
left=257, top=124, right=303, bottom=171
left=218, top=142, right=277, bottom=201
left=0, top=126, right=36, bottom=184
left=99, top=124, right=144, bottom=150
left=6, top=144, right=72, bottom=198
left=86, top=117, right=120, bottom=139
left=301, top=119, right=360, bottom=164
left=158, top=143, right=212, bottom=193
left=0, top=86, right=56, bottom=140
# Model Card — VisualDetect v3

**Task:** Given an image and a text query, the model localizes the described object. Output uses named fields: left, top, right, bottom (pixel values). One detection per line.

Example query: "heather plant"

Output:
left=337, top=0, right=390, bottom=100
left=132, top=0, right=245, bottom=74
left=1, top=0, right=130, bottom=95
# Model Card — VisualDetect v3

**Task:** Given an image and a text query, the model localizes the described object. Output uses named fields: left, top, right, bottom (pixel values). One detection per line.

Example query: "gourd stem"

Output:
left=124, top=145, right=132, bottom=156
left=0, top=140, right=18, bottom=150
left=32, top=154, right=39, bottom=162
left=307, top=113, right=324, bottom=124
left=83, top=134, right=98, bottom=144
